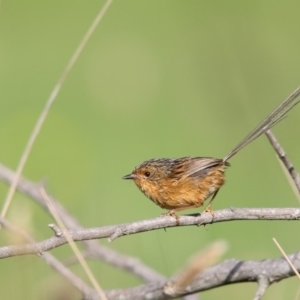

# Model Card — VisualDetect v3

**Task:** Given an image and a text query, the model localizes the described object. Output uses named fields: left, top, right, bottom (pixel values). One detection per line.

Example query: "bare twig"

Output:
left=0, top=207, right=299, bottom=258
left=0, top=217, right=95, bottom=299
left=49, top=223, right=63, bottom=237
left=265, top=129, right=300, bottom=194
left=107, top=207, right=300, bottom=242
left=0, top=0, right=113, bottom=218
left=104, top=251, right=300, bottom=300
left=41, top=188, right=108, bottom=300
left=2, top=217, right=299, bottom=300
left=253, top=275, right=269, bottom=300
left=0, top=163, right=164, bottom=282
left=63, top=250, right=90, bottom=266
left=273, top=238, right=300, bottom=280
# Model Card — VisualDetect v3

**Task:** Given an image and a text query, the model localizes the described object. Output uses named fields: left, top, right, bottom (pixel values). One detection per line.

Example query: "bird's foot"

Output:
left=204, top=205, right=215, bottom=222
left=161, top=210, right=180, bottom=225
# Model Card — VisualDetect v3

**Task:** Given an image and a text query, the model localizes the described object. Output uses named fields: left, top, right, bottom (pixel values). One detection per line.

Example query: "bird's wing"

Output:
left=179, top=157, right=223, bottom=180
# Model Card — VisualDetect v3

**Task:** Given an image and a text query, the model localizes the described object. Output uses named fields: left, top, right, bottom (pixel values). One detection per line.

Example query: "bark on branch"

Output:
left=0, top=207, right=299, bottom=259
left=104, top=251, right=300, bottom=300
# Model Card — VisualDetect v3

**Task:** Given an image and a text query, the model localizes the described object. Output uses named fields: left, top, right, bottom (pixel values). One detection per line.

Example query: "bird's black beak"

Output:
left=122, top=174, right=135, bottom=180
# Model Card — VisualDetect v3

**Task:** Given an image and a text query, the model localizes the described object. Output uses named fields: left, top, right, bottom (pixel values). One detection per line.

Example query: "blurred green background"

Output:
left=0, top=0, right=300, bottom=299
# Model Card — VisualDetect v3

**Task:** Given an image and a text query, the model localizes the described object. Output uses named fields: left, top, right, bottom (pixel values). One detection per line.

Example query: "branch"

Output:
left=104, top=251, right=300, bottom=300
left=0, top=163, right=164, bottom=282
left=0, top=207, right=299, bottom=258
left=2, top=213, right=299, bottom=299
left=265, top=129, right=300, bottom=193
left=107, top=207, right=300, bottom=241
left=253, top=275, right=269, bottom=300
left=0, top=217, right=95, bottom=299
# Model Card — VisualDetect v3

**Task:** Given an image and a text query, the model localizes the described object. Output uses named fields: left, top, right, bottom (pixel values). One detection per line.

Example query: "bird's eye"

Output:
left=144, top=171, right=151, bottom=177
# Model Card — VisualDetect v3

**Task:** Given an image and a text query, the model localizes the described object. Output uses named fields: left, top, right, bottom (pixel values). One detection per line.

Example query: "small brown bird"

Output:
left=123, top=87, right=300, bottom=220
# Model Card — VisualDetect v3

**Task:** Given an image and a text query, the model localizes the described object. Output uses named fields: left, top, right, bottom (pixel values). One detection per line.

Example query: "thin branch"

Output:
left=41, top=188, right=108, bottom=300
left=49, top=223, right=63, bottom=237
left=0, top=163, right=164, bottom=282
left=63, top=250, right=90, bottom=266
left=253, top=275, right=269, bottom=300
left=87, top=244, right=165, bottom=282
left=104, top=251, right=300, bottom=300
left=0, top=217, right=95, bottom=299
left=265, top=129, right=300, bottom=193
left=107, top=207, right=300, bottom=241
left=0, top=0, right=113, bottom=218
left=2, top=215, right=300, bottom=299
left=0, top=207, right=299, bottom=259
left=64, top=247, right=165, bottom=282
left=273, top=238, right=300, bottom=280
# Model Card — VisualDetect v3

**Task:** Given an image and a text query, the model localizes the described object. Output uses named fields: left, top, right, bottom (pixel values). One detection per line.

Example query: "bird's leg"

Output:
left=204, top=189, right=220, bottom=218
left=162, top=210, right=180, bottom=225
left=162, top=205, right=199, bottom=225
